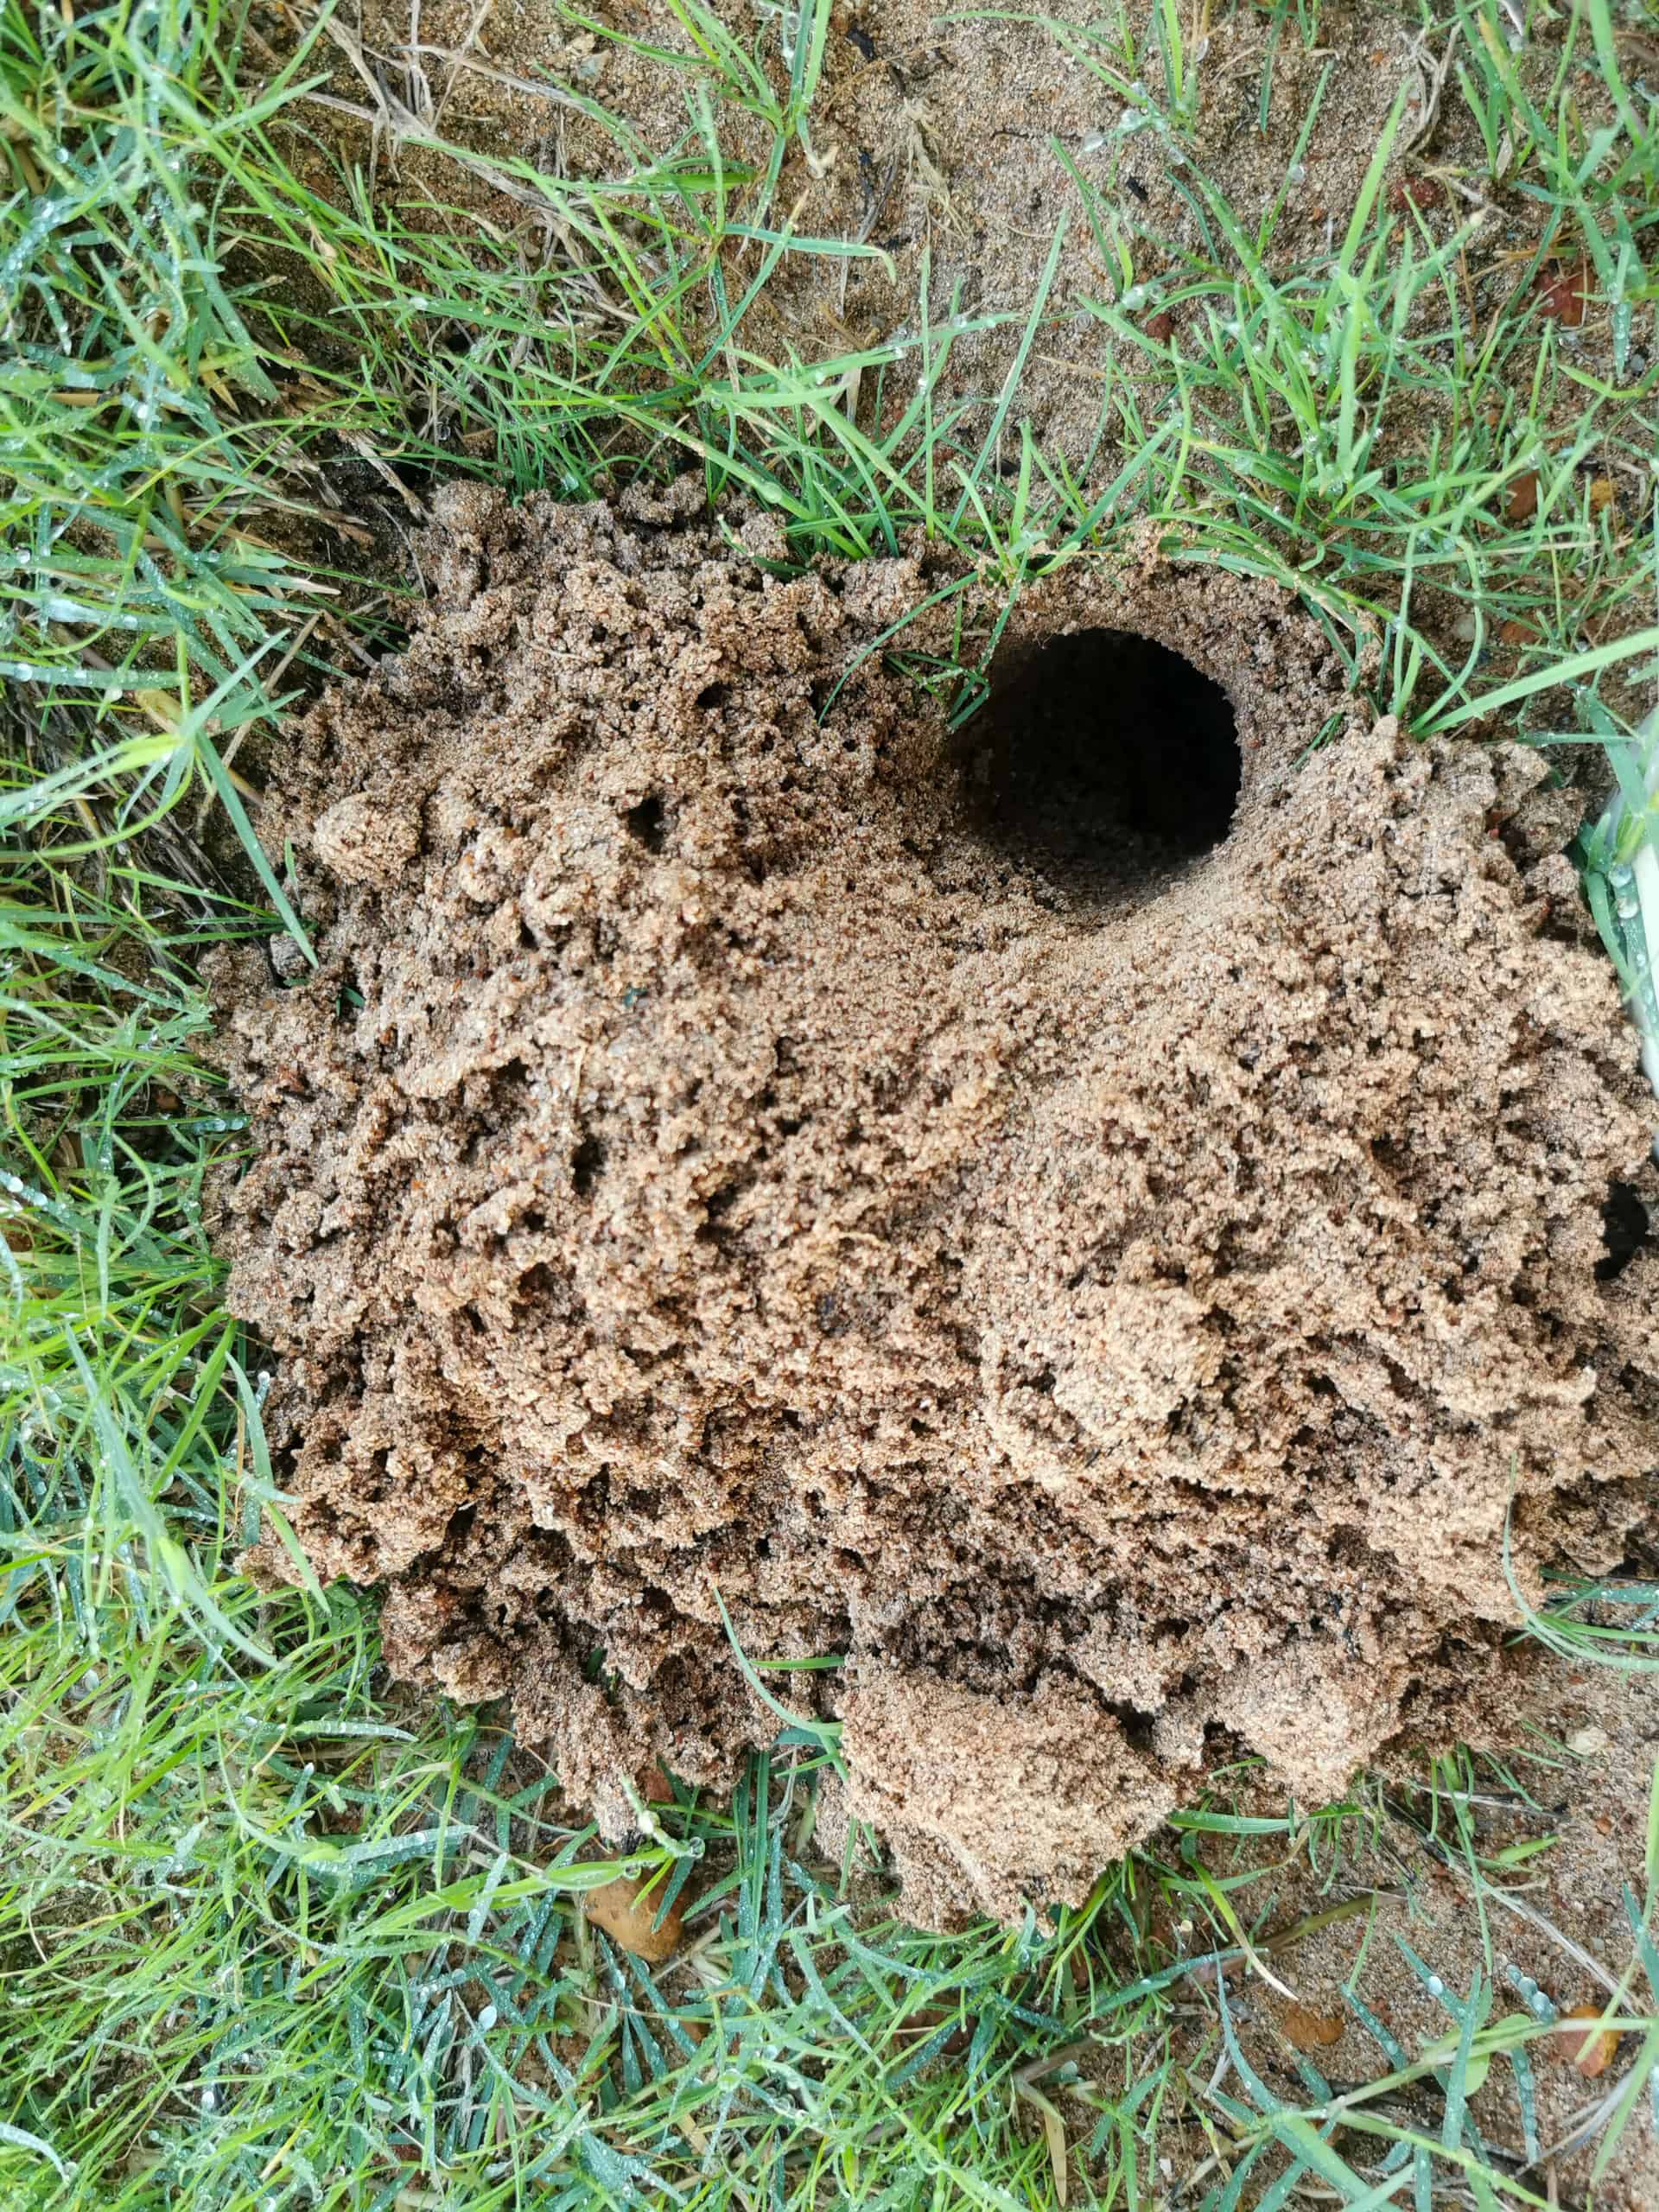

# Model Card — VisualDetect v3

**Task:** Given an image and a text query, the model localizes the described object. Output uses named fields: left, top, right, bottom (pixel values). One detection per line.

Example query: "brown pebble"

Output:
left=1505, top=469, right=1539, bottom=524
left=1283, top=2000, right=1345, bottom=2051
left=1142, top=308, right=1176, bottom=344
left=584, top=1870, right=685, bottom=1961
left=1388, top=175, right=1444, bottom=213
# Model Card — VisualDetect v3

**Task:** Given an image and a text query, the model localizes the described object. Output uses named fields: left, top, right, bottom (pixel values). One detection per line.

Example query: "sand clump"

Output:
left=208, top=481, right=1657, bottom=1927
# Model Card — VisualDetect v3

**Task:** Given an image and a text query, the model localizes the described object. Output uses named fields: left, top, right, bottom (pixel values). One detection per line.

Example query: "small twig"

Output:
left=1381, top=1797, right=1623, bottom=1998
left=403, top=41, right=593, bottom=117
left=429, top=0, right=500, bottom=136
left=1535, top=2065, right=1645, bottom=2163
left=404, top=0, right=433, bottom=128
left=1400, top=29, right=1460, bottom=157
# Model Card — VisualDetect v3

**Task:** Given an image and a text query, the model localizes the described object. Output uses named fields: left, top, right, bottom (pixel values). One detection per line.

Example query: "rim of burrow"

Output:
left=982, top=552, right=1373, bottom=806
left=937, top=552, right=1370, bottom=912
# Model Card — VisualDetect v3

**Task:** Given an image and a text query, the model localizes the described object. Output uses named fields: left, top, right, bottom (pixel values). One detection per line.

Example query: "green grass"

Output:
left=4, top=0, right=1659, bottom=2202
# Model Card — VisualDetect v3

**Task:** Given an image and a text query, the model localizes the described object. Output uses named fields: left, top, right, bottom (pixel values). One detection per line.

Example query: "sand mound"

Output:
left=209, top=481, right=1657, bottom=1926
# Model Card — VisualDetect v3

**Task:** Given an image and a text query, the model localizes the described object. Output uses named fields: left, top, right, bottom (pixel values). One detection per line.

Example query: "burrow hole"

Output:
left=955, top=627, right=1241, bottom=906
left=571, top=1134, right=607, bottom=1198
left=1597, top=1179, right=1652, bottom=1282
left=624, top=793, right=669, bottom=853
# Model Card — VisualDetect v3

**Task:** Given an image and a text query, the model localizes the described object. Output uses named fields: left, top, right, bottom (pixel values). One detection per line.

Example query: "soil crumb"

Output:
left=209, top=483, right=1657, bottom=1927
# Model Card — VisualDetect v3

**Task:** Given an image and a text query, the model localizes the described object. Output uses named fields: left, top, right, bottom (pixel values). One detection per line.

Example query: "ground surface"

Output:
left=210, top=483, right=1656, bottom=1936
left=3, top=0, right=1659, bottom=2207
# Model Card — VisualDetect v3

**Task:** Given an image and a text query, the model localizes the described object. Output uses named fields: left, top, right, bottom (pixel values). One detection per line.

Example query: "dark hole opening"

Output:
left=624, top=794, right=668, bottom=853
left=571, top=1135, right=606, bottom=1198
left=956, top=627, right=1241, bottom=906
left=391, top=454, right=435, bottom=496
left=1596, top=1179, right=1651, bottom=1282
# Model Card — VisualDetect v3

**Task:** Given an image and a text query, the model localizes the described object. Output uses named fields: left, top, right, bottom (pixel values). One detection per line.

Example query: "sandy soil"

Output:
left=798, top=1645, right=1659, bottom=2207
left=311, top=0, right=1648, bottom=492
left=195, top=7, right=1659, bottom=2200
left=207, top=480, right=1657, bottom=1929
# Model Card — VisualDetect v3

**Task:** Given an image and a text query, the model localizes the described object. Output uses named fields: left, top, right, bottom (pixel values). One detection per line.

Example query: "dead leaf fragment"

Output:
left=1534, top=257, right=1591, bottom=327
left=1142, top=308, right=1175, bottom=345
left=1040, top=2103, right=1069, bottom=2208
left=1283, top=2001, right=1344, bottom=2051
left=584, top=1870, right=685, bottom=1961
left=1553, top=2004, right=1621, bottom=2077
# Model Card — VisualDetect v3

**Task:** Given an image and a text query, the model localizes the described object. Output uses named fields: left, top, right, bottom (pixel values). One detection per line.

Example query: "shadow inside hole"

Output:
left=624, top=794, right=668, bottom=853
left=1597, top=1179, right=1651, bottom=1282
left=954, top=627, right=1241, bottom=907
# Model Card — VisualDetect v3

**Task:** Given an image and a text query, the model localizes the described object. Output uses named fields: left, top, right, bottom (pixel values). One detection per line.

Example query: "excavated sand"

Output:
left=209, top=481, right=1657, bottom=1927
